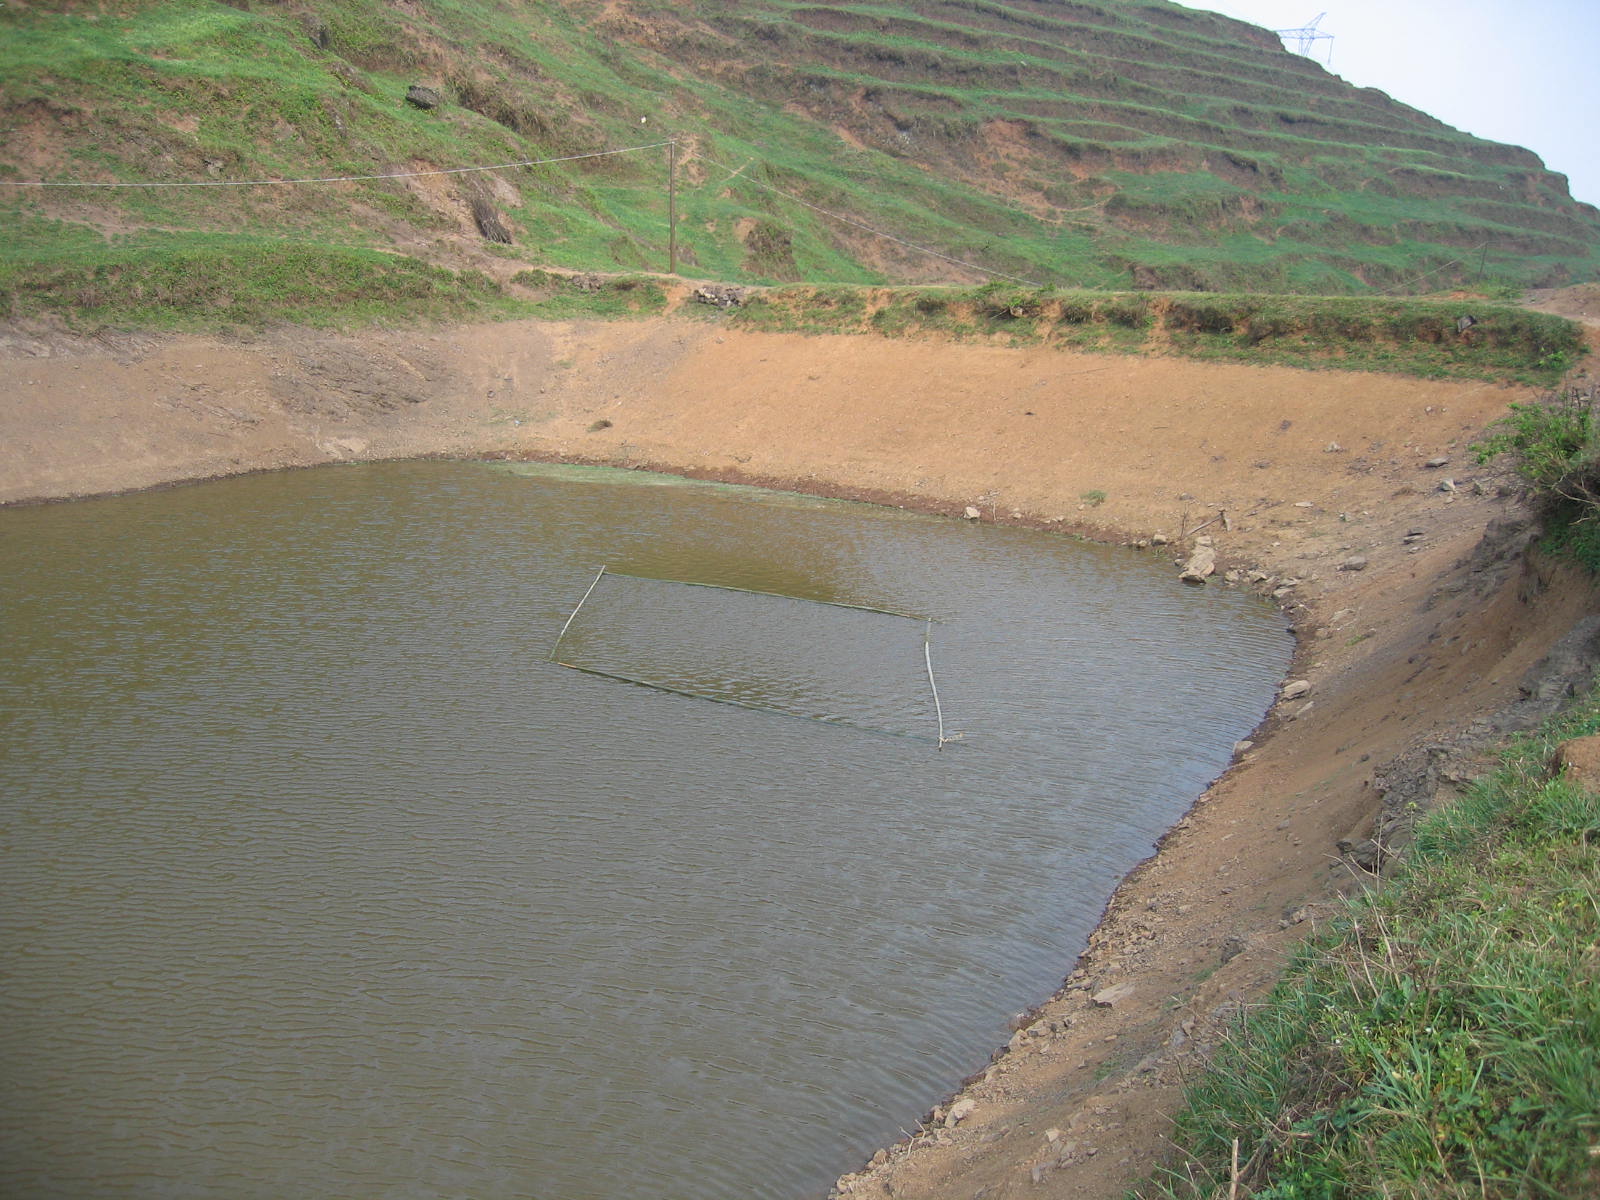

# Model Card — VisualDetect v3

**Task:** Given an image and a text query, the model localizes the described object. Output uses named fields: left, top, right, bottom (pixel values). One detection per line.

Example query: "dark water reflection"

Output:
left=0, top=461, right=1291, bottom=1199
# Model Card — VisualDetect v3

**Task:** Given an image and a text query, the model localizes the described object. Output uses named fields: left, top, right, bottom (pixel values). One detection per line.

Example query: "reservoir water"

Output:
left=0, top=460, right=1291, bottom=1199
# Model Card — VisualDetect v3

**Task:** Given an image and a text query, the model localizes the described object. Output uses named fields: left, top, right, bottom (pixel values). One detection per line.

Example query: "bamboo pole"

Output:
left=924, top=619, right=947, bottom=749
left=549, top=565, right=607, bottom=662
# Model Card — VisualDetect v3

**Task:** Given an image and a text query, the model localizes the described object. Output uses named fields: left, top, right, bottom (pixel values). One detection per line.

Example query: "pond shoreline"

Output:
left=4, top=316, right=1591, bottom=1198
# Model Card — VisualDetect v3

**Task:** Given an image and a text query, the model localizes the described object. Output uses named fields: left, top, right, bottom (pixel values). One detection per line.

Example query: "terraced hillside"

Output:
left=3, top=0, right=1598, bottom=305
left=593, top=0, right=1600, bottom=291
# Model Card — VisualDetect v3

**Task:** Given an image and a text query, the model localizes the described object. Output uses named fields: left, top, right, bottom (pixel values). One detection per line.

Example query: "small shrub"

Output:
left=1101, top=295, right=1151, bottom=329
left=1473, top=387, right=1600, bottom=497
left=1475, top=386, right=1600, bottom=571
left=1306, top=306, right=1374, bottom=341
left=1166, top=295, right=1243, bottom=335
left=1058, top=296, right=1096, bottom=324
left=976, top=281, right=1045, bottom=319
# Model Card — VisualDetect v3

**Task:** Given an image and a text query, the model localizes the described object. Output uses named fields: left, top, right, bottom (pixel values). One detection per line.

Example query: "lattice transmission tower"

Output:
left=1276, top=12, right=1334, bottom=64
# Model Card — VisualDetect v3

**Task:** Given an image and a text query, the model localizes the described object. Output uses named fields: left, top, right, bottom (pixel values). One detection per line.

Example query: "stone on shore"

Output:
left=1179, top=540, right=1216, bottom=585
left=945, top=1098, right=977, bottom=1127
left=1091, top=981, right=1135, bottom=1008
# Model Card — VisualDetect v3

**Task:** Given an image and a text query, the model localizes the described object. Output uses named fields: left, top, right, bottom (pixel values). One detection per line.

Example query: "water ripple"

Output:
left=0, top=461, right=1289, bottom=1199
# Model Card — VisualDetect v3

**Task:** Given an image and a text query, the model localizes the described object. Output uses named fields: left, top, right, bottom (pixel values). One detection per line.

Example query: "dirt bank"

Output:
left=3, top=312, right=1595, bottom=1198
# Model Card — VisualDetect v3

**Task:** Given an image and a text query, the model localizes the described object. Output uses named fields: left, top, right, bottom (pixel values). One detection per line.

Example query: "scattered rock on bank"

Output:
left=1091, top=982, right=1136, bottom=1008
left=944, top=1098, right=977, bottom=1127
left=1179, top=538, right=1216, bottom=584
left=405, top=84, right=441, bottom=110
left=693, top=283, right=747, bottom=308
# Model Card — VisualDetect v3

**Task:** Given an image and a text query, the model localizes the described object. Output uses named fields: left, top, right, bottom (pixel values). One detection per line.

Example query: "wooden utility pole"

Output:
left=667, top=139, right=678, bottom=275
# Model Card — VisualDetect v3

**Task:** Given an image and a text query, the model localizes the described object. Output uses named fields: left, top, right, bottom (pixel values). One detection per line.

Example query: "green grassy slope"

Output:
left=1139, top=683, right=1600, bottom=1199
left=2, top=0, right=1597, bottom=304
left=607, top=0, right=1600, bottom=291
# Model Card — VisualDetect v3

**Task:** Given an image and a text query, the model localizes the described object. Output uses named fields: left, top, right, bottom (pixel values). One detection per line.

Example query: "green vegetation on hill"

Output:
left=0, top=223, right=513, bottom=328
left=726, top=284, right=1582, bottom=386
left=0, top=223, right=679, bottom=329
left=1137, top=690, right=1600, bottom=1199
left=1475, top=387, right=1600, bottom=568
left=2, top=0, right=1597, bottom=302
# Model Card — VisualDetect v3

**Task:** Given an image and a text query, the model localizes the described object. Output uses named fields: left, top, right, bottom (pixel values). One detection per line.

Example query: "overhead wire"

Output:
left=1, top=130, right=1038, bottom=285
left=0, top=142, right=674, bottom=188
left=1374, top=244, right=1489, bottom=297
left=683, top=147, right=1044, bottom=287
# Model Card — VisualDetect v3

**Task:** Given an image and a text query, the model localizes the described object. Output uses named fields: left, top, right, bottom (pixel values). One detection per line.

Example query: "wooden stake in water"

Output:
left=925, top=619, right=947, bottom=749
left=549, top=565, right=607, bottom=662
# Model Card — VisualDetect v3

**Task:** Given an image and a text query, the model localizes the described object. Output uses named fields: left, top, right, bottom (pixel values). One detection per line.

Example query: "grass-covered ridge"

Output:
left=0, top=225, right=671, bottom=329
left=725, top=284, right=1584, bottom=385
left=0, top=231, right=1581, bottom=387
left=2, top=0, right=1597, bottom=301
left=1138, top=692, right=1600, bottom=1199
left=0, top=226, right=511, bottom=328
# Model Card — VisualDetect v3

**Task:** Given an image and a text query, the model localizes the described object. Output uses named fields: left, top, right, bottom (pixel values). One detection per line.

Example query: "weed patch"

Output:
left=1474, top=385, right=1600, bottom=570
left=511, top=270, right=667, bottom=319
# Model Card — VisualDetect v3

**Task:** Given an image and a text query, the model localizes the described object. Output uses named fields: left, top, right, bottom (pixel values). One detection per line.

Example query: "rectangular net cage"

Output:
left=549, top=569, right=949, bottom=745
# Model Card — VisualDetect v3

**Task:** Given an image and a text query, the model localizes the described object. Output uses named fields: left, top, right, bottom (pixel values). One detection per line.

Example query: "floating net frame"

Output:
left=549, top=567, right=953, bottom=748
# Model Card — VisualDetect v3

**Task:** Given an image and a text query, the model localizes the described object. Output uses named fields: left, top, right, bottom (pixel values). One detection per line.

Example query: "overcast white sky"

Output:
left=1186, top=1, right=1600, bottom=208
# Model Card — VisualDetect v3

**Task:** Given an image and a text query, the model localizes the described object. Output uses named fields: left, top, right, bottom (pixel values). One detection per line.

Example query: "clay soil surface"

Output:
left=3, top=306, right=1596, bottom=1199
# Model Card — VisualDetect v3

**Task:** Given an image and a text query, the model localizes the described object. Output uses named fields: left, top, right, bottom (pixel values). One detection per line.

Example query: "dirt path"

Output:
left=2, top=310, right=1594, bottom=1198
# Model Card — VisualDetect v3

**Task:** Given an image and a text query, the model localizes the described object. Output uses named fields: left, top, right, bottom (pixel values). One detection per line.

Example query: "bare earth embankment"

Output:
left=3, top=313, right=1595, bottom=1198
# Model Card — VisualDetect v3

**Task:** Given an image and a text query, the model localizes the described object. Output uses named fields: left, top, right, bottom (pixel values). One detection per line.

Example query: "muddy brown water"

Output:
left=0, top=461, right=1290, bottom=1199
